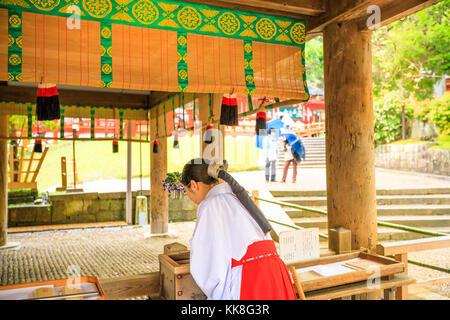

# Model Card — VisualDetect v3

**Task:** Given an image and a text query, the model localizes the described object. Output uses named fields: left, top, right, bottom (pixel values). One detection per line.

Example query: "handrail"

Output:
left=387, top=256, right=450, bottom=274
left=255, top=196, right=449, bottom=238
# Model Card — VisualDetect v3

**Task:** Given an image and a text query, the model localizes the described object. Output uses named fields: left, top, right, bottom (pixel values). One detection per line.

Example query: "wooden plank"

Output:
left=410, top=276, right=450, bottom=287
left=289, top=252, right=405, bottom=292
left=305, top=274, right=415, bottom=300
left=100, top=272, right=160, bottom=300
left=358, top=0, right=442, bottom=30
left=179, top=0, right=313, bottom=19
left=183, top=0, right=325, bottom=16
left=376, top=236, right=450, bottom=256
left=394, top=253, right=408, bottom=300
left=31, top=147, right=48, bottom=182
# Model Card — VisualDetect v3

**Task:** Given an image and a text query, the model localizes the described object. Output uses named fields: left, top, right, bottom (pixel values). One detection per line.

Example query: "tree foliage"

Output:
left=372, top=0, right=449, bottom=101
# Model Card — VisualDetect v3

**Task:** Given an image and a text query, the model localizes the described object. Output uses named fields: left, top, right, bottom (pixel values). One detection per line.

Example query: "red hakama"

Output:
left=231, top=240, right=297, bottom=300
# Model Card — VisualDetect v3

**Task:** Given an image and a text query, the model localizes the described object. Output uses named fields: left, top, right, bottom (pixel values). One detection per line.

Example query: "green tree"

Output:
left=372, top=0, right=449, bottom=101
left=305, top=36, right=324, bottom=91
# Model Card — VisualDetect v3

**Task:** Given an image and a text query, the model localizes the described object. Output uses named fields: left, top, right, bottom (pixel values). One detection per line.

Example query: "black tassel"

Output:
left=153, top=139, right=159, bottom=153
left=173, top=133, right=179, bottom=149
left=36, top=84, right=60, bottom=121
left=204, top=125, right=213, bottom=144
left=219, top=96, right=238, bottom=126
left=112, top=140, right=119, bottom=153
left=34, top=139, right=42, bottom=153
left=255, top=112, right=267, bottom=136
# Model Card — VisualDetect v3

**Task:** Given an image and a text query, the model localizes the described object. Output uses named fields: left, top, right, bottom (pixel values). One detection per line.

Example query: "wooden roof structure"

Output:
left=0, top=1, right=444, bottom=301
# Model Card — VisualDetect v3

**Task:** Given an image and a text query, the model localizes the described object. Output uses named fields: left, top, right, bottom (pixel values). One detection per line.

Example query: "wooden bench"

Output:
left=376, top=235, right=450, bottom=300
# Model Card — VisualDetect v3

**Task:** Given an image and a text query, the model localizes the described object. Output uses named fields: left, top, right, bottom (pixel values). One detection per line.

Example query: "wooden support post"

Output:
left=150, top=105, right=168, bottom=234
left=0, top=115, right=7, bottom=246
left=126, top=120, right=133, bottom=225
left=323, top=21, right=378, bottom=254
left=394, top=253, right=408, bottom=300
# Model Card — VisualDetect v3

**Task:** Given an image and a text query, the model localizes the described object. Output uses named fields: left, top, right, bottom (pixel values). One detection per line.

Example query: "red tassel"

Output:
left=220, top=96, right=238, bottom=126
left=34, top=139, right=42, bottom=153
left=36, top=84, right=60, bottom=120
left=256, top=111, right=267, bottom=136
left=112, top=140, right=119, bottom=153
left=173, top=133, right=179, bottom=149
left=204, top=124, right=213, bottom=144
left=153, top=139, right=159, bottom=153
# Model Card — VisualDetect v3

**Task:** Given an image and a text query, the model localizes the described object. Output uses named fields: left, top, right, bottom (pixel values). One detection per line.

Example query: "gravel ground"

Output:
left=1, top=223, right=195, bottom=287
left=1, top=222, right=448, bottom=299
left=408, top=248, right=450, bottom=298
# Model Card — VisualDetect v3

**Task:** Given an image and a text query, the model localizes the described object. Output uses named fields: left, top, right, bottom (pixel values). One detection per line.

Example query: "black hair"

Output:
left=268, top=128, right=275, bottom=134
left=181, top=158, right=219, bottom=186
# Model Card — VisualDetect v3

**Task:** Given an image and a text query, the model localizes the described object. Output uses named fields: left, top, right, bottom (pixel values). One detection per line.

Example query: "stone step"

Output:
left=276, top=194, right=450, bottom=206
left=270, top=187, right=450, bottom=197
left=284, top=204, right=450, bottom=218
left=292, top=215, right=450, bottom=229
left=312, top=227, right=450, bottom=241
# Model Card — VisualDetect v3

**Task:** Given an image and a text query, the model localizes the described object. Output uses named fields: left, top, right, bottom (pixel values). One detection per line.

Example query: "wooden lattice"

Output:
left=8, top=143, right=48, bottom=190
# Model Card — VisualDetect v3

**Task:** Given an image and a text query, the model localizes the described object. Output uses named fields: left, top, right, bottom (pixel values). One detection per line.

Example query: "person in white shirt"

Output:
left=262, top=128, right=278, bottom=182
left=181, top=158, right=296, bottom=300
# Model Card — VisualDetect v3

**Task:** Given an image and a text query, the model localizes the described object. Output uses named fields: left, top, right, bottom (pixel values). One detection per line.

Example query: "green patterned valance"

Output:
left=0, top=0, right=305, bottom=46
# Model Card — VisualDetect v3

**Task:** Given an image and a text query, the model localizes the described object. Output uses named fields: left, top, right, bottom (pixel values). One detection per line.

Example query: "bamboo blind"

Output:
left=111, top=24, right=178, bottom=92
left=21, top=12, right=101, bottom=86
left=252, top=42, right=306, bottom=99
left=186, top=33, right=247, bottom=95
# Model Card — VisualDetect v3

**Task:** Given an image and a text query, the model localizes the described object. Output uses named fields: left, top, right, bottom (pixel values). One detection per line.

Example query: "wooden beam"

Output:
left=307, top=0, right=442, bottom=40
left=376, top=236, right=450, bottom=256
left=0, top=115, right=7, bottom=246
left=307, top=0, right=386, bottom=38
left=0, top=85, right=150, bottom=109
left=180, top=0, right=320, bottom=19
left=99, top=272, right=160, bottom=300
left=357, top=0, right=443, bottom=30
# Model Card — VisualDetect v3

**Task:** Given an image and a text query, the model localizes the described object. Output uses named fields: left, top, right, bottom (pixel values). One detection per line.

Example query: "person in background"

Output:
left=281, top=139, right=297, bottom=183
left=263, top=128, right=278, bottom=182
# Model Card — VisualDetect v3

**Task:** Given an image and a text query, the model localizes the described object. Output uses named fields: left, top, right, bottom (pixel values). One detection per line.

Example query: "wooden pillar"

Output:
left=0, top=115, right=8, bottom=246
left=323, top=21, right=378, bottom=253
left=126, top=120, right=133, bottom=225
left=150, top=105, right=168, bottom=234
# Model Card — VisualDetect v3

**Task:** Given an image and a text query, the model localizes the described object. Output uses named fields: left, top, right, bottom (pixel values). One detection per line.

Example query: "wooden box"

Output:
left=158, top=250, right=206, bottom=300
left=0, top=276, right=106, bottom=300
left=288, top=251, right=405, bottom=293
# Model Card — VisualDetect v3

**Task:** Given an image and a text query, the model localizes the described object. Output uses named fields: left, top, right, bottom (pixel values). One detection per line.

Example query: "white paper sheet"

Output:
left=279, top=228, right=320, bottom=264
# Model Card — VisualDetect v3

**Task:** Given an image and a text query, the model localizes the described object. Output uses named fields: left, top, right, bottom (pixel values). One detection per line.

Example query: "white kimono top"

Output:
left=189, top=182, right=271, bottom=300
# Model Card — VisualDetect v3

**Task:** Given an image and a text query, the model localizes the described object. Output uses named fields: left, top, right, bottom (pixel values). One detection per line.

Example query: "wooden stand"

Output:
left=158, top=251, right=206, bottom=300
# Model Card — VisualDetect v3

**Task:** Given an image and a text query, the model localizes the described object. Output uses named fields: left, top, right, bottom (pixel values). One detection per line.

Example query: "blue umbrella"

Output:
left=281, top=128, right=305, bottom=162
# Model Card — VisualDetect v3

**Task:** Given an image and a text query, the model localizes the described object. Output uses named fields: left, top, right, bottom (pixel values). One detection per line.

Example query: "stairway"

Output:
left=277, top=136, right=326, bottom=169
left=270, top=187, right=450, bottom=242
